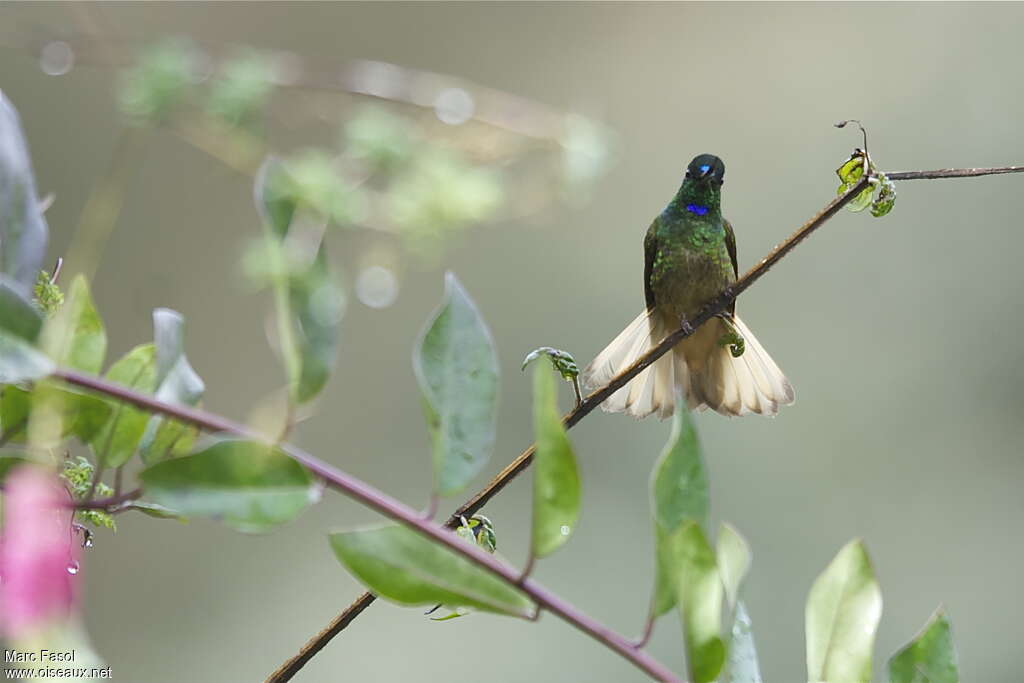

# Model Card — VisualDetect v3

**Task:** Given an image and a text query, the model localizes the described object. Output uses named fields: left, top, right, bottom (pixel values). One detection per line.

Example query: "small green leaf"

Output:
left=0, top=92, right=48, bottom=291
left=871, top=173, right=897, bottom=218
left=888, top=608, right=959, bottom=683
left=41, top=274, right=106, bottom=374
left=254, top=157, right=298, bottom=239
left=414, top=272, right=499, bottom=496
left=345, top=106, right=417, bottom=174
left=725, top=601, right=763, bottom=683
left=530, top=359, right=580, bottom=558
left=140, top=438, right=319, bottom=533
left=522, top=346, right=580, bottom=383
left=651, top=402, right=708, bottom=616
left=139, top=309, right=205, bottom=463
left=0, top=384, right=111, bottom=445
left=90, top=344, right=157, bottom=468
left=205, top=51, right=274, bottom=129
left=33, top=269, right=63, bottom=316
left=716, top=522, right=752, bottom=611
left=289, top=248, right=343, bottom=404
left=806, top=539, right=883, bottom=683
left=667, top=521, right=726, bottom=683
left=328, top=524, right=533, bottom=618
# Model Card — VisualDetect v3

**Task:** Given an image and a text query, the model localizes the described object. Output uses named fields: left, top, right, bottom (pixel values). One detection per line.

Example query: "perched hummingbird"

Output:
left=582, top=154, right=794, bottom=418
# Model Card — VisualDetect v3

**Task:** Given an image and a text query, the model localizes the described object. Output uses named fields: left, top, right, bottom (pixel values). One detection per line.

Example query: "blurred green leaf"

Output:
left=119, top=38, right=198, bottom=124
left=0, top=92, right=48, bottom=291
left=345, top=106, right=417, bottom=174
left=61, top=455, right=116, bottom=531
left=328, top=524, right=533, bottom=617
left=651, top=403, right=708, bottom=616
left=716, top=522, right=751, bottom=611
left=522, top=346, right=579, bottom=383
left=140, top=438, right=319, bottom=533
left=0, top=332, right=53, bottom=384
left=41, top=274, right=106, bottom=374
left=667, top=521, right=725, bottom=683
left=725, top=601, right=763, bottom=683
left=254, top=159, right=344, bottom=405
left=130, top=500, right=188, bottom=521
left=806, top=539, right=883, bottom=683
left=286, top=150, right=368, bottom=226
left=2, top=384, right=112, bottom=446
left=530, top=359, right=580, bottom=558
left=205, top=51, right=274, bottom=129
left=0, top=455, right=28, bottom=481
left=90, top=344, right=157, bottom=468
left=414, top=272, right=499, bottom=496
left=888, top=608, right=959, bottom=683
left=0, top=277, right=43, bottom=343
left=140, top=309, right=205, bottom=463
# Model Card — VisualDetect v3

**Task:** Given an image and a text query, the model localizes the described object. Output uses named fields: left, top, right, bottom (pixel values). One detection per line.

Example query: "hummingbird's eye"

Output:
left=685, top=171, right=692, bottom=179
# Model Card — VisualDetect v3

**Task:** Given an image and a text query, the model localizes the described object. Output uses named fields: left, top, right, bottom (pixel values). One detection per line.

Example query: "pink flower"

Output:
left=0, top=465, right=80, bottom=637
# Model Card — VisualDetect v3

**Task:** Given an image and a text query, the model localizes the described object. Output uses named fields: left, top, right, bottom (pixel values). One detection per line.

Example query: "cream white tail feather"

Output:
left=582, top=311, right=794, bottom=419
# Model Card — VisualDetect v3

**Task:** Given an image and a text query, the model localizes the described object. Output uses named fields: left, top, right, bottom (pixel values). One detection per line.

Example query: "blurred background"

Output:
left=2, top=3, right=1023, bottom=681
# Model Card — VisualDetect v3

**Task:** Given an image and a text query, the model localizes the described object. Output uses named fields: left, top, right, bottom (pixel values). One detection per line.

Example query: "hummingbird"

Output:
left=582, top=154, right=794, bottom=418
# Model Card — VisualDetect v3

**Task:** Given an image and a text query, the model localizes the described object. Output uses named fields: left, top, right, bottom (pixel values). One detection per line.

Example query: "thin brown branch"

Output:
left=273, top=161, right=1024, bottom=678
left=52, top=367, right=680, bottom=683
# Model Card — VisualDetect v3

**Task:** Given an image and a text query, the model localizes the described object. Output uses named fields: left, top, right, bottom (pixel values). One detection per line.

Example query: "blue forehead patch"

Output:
left=699, top=164, right=710, bottom=174
left=686, top=203, right=709, bottom=216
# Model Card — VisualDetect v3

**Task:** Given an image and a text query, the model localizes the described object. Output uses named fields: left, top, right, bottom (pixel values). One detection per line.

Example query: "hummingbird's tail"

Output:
left=582, top=311, right=794, bottom=419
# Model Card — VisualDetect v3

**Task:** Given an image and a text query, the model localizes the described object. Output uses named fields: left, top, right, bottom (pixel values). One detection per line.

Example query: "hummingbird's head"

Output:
left=685, top=154, right=725, bottom=185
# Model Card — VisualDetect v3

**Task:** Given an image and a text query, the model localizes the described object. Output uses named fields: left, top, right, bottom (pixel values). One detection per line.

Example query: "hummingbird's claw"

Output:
left=678, top=317, right=696, bottom=337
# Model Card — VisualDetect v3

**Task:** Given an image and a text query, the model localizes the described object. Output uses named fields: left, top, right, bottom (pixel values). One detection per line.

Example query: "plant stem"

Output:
left=52, top=366, right=681, bottom=683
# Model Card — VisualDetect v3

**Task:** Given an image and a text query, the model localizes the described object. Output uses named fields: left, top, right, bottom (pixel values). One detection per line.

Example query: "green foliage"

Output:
left=41, top=274, right=106, bottom=374
left=414, top=272, right=499, bottom=497
left=328, top=524, right=533, bottom=618
left=345, top=106, right=418, bottom=174
left=835, top=149, right=897, bottom=217
left=455, top=514, right=497, bottom=554
left=0, top=278, right=44, bottom=343
left=530, top=358, right=580, bottom=558
left=805, top=539, right=883, bottom=683
left=717, top=329, right=745, bottom=358
left=90, top=344, right=157, bottom=468
left=140, top=439, right=319, bottom=532
left=283, top=150, right=369, bottom=227
left=0, top=92, right=48, bottom=291
left=205, top=51, right=275, bottom=129
left=119, top=38, right=198, bottom=124
left=650, top=402, right=709, bottom=616
left=0, top=330, right=54, bottom=384
left=716, top=522, right=751, bottom=611
left=666, top=521, right=726, bottom=683
left=254, top=158, right=345, bottom=405
left=33, top=270, right=63, bottom=316
left=725, top=601, right=763, bottom=683
left=1, top=384, right=112, bottom=446
left=521, top=346, right=580, bottom=383
left=60, top=456, right=116, bottom=531
left=888, top=608, right=959, bottom=683
left=388, top=149, right=502, bottom=252
left=139, top=309, right=204, bottom=463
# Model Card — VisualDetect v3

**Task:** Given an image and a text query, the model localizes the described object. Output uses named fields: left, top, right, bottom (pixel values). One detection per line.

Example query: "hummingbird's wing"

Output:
left=723, top=218, right=738, bottom=315
left=643, top=219, right=659, bottom=311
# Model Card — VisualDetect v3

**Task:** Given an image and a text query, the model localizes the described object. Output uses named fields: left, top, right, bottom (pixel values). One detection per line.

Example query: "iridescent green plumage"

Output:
left=582, top=154, right=794, bottom=419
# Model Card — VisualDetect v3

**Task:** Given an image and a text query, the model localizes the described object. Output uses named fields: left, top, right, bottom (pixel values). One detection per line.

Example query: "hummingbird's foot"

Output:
left=678, top=316, right=696, bottom=337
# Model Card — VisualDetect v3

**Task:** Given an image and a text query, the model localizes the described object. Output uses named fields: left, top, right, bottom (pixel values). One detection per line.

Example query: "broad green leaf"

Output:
left=667, top=521, right=725, bottom=683
left=530, top=359, right=580, bottom=558
left=90, top=344, right=157, bottom=468
left=329, top=524, right=533, bottom=618
left=0, top=92, right=48, bottom=291
left=140, top=309, right=205, bottom=463
left=41, top=274, right=106, bottom=373
left=806, top=539, right=883, bottom=683
left=0, top=277, right=43, bottom=342
left=726, top=601, right=763, bottom=683
left=717, top=522, right=752, bottom=611
left=414, top=272, right=498, bottom=496
left=651, top=402, right=709, bottom=615
left=888, top=608, right=959, bottom=683
left=140, top=438, right=319, bottom=533
left=1, top=384, right=111, bottom=445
